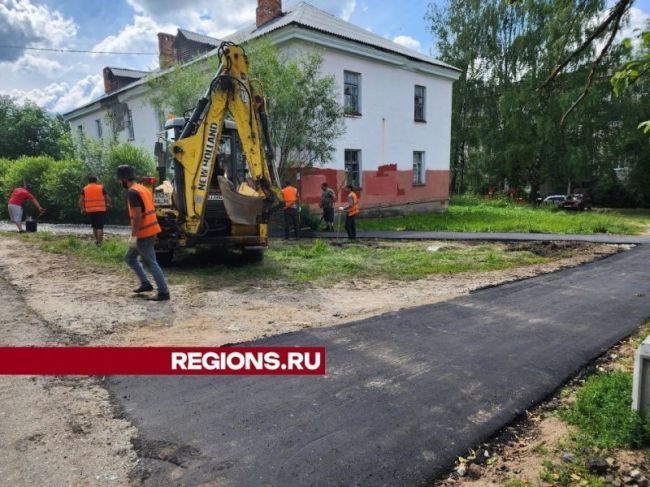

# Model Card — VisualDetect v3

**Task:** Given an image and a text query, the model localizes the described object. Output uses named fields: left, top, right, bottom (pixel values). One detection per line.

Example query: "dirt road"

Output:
left=0, top=236, right=627, bottom=485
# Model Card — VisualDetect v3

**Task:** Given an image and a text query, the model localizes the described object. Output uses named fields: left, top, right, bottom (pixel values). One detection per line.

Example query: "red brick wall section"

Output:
left=102, top=68, right=115, bottom=94
left=299, top=166, right=450, bottom=209
left=157, top=32, right=177, bottom=69
left=256, top=0, right=282, bottom=27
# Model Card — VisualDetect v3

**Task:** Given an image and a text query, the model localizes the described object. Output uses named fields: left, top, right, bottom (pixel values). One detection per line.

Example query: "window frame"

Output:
left=126, top=109, right=135, bottom=141
left=412, top=151, right=426, bottom=186
left=414, top=85, right=426, bottom=123
left=95, top=119, right=102, bottom=138
left=343, top=70, right=362, bottom=116
left=344, top=149, right=362, bottom=188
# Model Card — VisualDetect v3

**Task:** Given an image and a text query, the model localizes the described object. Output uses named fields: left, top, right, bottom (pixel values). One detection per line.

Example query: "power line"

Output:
left=0, top=45, right=157, bottom=55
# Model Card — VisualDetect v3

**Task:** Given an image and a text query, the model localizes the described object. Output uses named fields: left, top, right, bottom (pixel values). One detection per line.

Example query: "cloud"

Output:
left=10, top=54, right=67, bottom=77
left=0, top=0, right=77, bottom=61
left=340, top=0, right=356, bottom=21
left=125, top=0, right=255, bottom=38
left=621, top=7, right=650, bottom=47
left=393, top=35, right=422, bottom=51
left=6, top=74, right=104, bottom=114
left=92, top=14, right=172, bottom=57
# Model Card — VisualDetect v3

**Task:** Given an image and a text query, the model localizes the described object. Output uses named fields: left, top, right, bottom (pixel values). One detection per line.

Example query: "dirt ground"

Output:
left=0, top=236, right=628, bottom=485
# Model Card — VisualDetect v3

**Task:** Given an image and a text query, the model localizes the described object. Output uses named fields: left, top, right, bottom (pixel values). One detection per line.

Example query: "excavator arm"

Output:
left=170, top=42, right=282, bottom=235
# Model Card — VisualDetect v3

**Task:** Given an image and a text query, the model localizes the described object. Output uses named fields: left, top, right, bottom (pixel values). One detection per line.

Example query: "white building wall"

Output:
left=294, top=44, right=453, bottom=173
left=65, top=40, right=455, bottom=176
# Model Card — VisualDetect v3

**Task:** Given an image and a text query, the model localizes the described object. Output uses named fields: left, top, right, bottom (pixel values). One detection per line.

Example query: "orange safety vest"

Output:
left=127, top=183, right=161, bottom=239
left=82, top=183, right=106, bottom=213
left=348, top=192, right=359, bottom=216
left=282, top=186, right=298, bottom=209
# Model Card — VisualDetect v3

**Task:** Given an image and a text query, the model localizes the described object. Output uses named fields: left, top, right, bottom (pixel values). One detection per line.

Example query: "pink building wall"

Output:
left=298, top=164, right=450, bottom=213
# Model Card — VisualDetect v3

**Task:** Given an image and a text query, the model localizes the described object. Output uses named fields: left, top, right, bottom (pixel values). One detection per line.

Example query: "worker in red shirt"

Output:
left=7, top=184, right=44, bottom=232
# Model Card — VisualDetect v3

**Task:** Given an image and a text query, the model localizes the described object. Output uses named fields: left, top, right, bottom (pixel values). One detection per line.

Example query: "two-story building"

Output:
left=62, top=0, right=461, bottom=214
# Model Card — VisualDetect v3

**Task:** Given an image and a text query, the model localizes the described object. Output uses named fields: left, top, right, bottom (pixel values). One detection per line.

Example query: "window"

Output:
left=414, top=85, right=426, bottom=122
left=77, top=125, right=83, bottom=139
left=126, top=109, right=135, bottom=140
left=345, top=149, right=361, bottom=188
left=413, top=151, right=425, bottom=185
left=344, top=71, right=361, bottom=115
left=95, top=119, right=102, bottom=138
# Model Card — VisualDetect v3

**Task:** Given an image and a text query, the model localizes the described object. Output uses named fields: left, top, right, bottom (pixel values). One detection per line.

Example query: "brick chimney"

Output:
left=256, top=0, right=282, bottom=28
left=103, top=67, right=115, bottom=94
left=158, top=32, right=177, bottom=69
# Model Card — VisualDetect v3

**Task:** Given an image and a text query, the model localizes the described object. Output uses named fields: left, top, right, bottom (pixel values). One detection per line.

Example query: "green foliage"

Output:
left=358, top=195, right=650, bottom=234
left=146, top=39, right=345, bottom=178
left=0, top=156, right=53, bottom=219
left=298, top=204, right=321, bottom=230
left=0, top=96, right=73, bottom=160
left=102, top=143, right=156, bottom=219
left=0, top=143, right=155, bottom=223
left=561, top=372, right=650, bottom=449
left=428, top=1, right=650, bottom=204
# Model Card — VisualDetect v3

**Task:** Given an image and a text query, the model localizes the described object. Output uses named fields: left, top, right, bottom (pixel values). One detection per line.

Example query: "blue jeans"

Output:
left=125, top=236, right=169, bottom=294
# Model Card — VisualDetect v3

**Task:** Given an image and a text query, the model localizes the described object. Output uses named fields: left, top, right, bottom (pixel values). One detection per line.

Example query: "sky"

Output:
left=1, top=0, right=649, bottom=115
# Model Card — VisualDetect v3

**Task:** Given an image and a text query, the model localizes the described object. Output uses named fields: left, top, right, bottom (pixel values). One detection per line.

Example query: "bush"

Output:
left=42, top=159, right=87, bottom=222
left=0, top=156, right=54, bottom=220
left=103, top=144, right=156, bottom=222
left=561, top=372, right=650, bottom=448
left=299, top=204, right=322, bottom=230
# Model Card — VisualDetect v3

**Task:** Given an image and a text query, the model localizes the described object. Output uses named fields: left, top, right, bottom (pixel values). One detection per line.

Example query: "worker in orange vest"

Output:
left=281, top=180, right=300, bottom=239
left=79, top=175, right=111, bottom=246
left=339, top=184, right=359, bottom=240
left=117, top=165, right=169, bottom=301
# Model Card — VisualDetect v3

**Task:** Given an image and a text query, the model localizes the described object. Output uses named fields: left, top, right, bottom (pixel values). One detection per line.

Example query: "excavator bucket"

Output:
left=217, top=176, right=264, bottom=226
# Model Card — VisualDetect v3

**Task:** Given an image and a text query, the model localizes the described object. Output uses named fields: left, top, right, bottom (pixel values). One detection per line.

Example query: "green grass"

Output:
left=358, top=195, right=650, bottom=235
left=2, top=232, right=550, bottom=285
left=560, top=372, right=650, bottom=449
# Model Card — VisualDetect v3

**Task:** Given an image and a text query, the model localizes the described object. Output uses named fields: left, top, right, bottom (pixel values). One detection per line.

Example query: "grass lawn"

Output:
left=358, top=195, right=650, bottom=235
left=3, top=232, right=549, bottom=284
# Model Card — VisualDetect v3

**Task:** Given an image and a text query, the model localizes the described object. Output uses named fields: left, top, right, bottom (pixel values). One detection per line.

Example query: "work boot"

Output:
left=133, top=283, right=154, bottom=293
left=149, top=292, right=170, bottom=301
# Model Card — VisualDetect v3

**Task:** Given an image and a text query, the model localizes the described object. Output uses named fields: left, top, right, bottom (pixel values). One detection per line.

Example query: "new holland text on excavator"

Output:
left=148, top=41, right=283, bottom=263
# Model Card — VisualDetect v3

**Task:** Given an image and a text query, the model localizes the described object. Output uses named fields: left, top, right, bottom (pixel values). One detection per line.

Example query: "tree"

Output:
left=0, top=96, right=73, bottom=160
left=427, top=0, right=650, bottom=204
left=147, top=39, right=345, bottom=179
left=612, top=28, right=650, bottom=133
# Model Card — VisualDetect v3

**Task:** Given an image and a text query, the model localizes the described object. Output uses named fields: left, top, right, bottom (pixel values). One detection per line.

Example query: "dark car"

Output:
left=560, top=193, right=592, bottom=211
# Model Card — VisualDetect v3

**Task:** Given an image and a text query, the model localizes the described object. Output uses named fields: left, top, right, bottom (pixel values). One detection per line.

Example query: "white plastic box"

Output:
left=632, top=335, right=650, bottom=416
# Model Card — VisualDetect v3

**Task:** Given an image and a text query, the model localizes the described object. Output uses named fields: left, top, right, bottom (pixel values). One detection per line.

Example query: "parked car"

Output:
left=542, top=194, right=567, bottom=205
left=560, top=193, right=592, bottom=211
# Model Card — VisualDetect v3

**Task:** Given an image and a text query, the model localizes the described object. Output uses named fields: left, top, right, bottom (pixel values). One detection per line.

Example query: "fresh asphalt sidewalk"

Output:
left=108, top=244, right=650, bottom=486
left=2, top=221, right=647, bottom=244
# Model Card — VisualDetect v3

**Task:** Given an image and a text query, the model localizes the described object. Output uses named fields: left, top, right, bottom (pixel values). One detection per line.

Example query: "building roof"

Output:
left=176, top=28, right=222, bottom=47
left=104, top=67, right=150, bottom=79
left=226, top=2, right=460, bottom=72
left=63, top=2, right=459, bottom=118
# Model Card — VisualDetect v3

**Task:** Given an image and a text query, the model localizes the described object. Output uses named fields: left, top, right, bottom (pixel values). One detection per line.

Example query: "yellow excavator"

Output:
left=149, top=41, right=283, bottom=263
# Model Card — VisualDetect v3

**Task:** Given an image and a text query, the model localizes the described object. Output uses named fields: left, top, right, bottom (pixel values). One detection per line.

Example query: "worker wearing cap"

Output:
left=339, top=184, right=359, bottom=240
left=281, top=180, right=300, bottom=240
left=7, top=184, right=44, bottom=232
left=116, top=165, right=169, bottom=301
left=79, top=175, right=111, bottom=246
